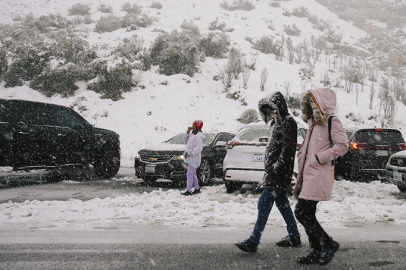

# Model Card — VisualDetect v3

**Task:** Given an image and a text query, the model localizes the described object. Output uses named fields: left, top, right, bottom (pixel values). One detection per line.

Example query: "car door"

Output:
left=50, top=105, right=94, bottom=165
left=0, top=99, right=13, bottom=166
left=212, top=133, right=236, bottom=174
left=10, top=100, right=56, bottom=167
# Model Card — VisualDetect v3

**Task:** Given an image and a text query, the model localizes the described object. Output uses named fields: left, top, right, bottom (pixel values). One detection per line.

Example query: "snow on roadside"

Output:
left=1, top=180, right=405, bottom=230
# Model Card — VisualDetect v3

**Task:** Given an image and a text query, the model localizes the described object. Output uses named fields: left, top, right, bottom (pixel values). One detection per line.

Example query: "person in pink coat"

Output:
left=293, top=88, right=349, bottom=265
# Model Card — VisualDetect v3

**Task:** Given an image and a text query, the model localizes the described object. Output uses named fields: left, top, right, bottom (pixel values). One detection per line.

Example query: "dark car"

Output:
left=385, top=150, right=406, bottom=193
left=336, top=128, right=406, bottom=181
left=134, top=131, right=236, bottom=186
left=0, top=98, right=121, bottom=178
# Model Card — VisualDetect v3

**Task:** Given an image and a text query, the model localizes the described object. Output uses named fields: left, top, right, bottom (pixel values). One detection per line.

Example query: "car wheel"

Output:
left=397, top=185, right=406, bottom=193
left=225, top=181, right=242, bottom=193
left=94, top=146, right=120, bottom=178
left=197, top=159, right=211, bottom=186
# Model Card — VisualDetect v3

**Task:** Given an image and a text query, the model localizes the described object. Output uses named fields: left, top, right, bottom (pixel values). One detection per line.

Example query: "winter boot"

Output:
left=318, top=239, right=340, bottom=265
left=181, top=190, right=193, bottom=196
left=192, top=189, right=201, bottom=194
left=234, top=239, right=259, bottom=253
left=276, top=235, right=302, bottom=247
left=297, top=248, right=320, bottom=264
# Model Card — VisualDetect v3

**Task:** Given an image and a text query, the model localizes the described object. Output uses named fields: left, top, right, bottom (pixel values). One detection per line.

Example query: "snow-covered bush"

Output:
left=284, top=24, right=301, bottom=36
left=238, top=109, right=259, bottom=124
left=149, top=28, right=202, bottom=76
left=95, top=15, right=121, bottom=33
left=151, top=2, right=163, bottom=9
left=68, top=3, right=91, bottom=16
left=121, top=2, right=142, bottom=15
left=121, top=13, right=154, bottom=29
left=30, top=64, right=79, bottom=97
left=87, top=62, right=135, bottom=101
left=98, top=4, right=113, bottom=13
left=291, top=7, right=310, bottom=18
left=253, top=36, right=283, bottom=57
left=220, top=0, right=255, bottom=11
left=209, top=18, right=227, bottom=31
left=199, top=32, right=230, bottom=59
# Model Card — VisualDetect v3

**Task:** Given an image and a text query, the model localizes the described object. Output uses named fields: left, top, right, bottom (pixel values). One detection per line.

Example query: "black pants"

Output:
left=294, top=198, right=331, bottom=251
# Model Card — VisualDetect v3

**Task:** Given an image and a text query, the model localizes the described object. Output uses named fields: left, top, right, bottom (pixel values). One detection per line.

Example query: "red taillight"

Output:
left=351, top=143, right=367, bottom=149
left=398, top=143, right=406, bottom=150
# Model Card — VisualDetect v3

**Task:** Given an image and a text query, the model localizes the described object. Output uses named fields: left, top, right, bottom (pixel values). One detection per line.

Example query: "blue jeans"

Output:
left=249, top=188, right=300, bottom=244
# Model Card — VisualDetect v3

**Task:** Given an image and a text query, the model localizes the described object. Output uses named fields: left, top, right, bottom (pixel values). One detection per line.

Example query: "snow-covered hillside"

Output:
left=1, top=0, right=405, bottom=167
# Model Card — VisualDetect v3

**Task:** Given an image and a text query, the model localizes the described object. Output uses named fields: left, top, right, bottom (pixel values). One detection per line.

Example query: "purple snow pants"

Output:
left=186, top=165, right=200, bottom=192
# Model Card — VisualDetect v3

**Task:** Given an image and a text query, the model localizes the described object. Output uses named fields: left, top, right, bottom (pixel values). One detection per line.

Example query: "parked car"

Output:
left=0, top=98, right=121, bottom=178
left=385, top=150, right=406, bottom=192
left=134, top=131, right=236, bottom=186
left=222, top=121, right=307, bottom=193
left=336, top=128, right=406, bottom=181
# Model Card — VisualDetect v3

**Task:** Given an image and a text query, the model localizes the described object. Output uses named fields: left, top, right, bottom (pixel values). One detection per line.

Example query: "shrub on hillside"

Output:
left=253, top=36, right=283, bottom=55
left=0, top=49, right=7, bottom=81
left=220, top=0, right=255, bottom=11
left=3, top=46, right=49, bottom=88
left=33, top=14, right=71, bottom=32
left=149, top=30, right=201, bottom=76
left=209, top=18, right=227, bottom=31
left=122, top=2, right=142, bottom=14
left=87, top=62, right=135, bottom=101
left=95, top=15, right=121, bottom=33
left=98, top=4, right=113, bottom=13
left=68, top=3, right=91, bottom=16
left=270, top=2, right=281, bottom=8
left=30, top=64, right=79, bottom=97
left=199, top=32, right=230, bottom=59
left=49, top=34, right=96, bottom=64
left=284, top=24, right=301, bottom=36
left=151, top=2, right=163, bottom=9
left=114, top=36, right=144, bottom=61
left=291, top=7, right=310, bottom=18
left=238, top=109, right=259, bottom=124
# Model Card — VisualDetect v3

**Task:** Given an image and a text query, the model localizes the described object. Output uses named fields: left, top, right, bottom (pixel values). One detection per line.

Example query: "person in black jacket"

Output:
left=235, top=91, right=301, bottom=252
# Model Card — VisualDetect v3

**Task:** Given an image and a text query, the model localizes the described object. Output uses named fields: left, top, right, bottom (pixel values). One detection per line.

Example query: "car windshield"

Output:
left=166, top=133, right=215, bottom=146
left=354, top=129, right=405, bottom=145
left=237, top=128, right=269, bottom=142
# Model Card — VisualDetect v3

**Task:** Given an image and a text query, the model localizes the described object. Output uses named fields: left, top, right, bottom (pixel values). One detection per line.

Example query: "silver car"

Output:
left=385, top=150, right=406, bottom=193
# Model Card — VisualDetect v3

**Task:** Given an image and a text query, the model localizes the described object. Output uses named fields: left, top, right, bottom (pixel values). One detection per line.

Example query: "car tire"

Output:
left=225, top=181, right=242, bottom=193
left=397, top=185, right=406, bottom=193
left=197, top=159, right=211, bottom=186
left=94, top=146, right=120, bottom=178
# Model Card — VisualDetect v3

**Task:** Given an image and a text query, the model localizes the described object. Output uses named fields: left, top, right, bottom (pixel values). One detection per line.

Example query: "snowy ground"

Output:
left=1, top=177, right=405, bottom=231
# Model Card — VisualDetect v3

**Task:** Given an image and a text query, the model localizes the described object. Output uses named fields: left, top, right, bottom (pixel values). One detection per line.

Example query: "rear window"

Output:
left=237, top=128, right=269, bottom=142
left=353, top=129, right=405, bottom=145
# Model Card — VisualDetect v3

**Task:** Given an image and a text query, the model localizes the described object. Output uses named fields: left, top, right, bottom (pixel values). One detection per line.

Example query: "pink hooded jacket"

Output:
left=294, top=88, right=349, bottom=201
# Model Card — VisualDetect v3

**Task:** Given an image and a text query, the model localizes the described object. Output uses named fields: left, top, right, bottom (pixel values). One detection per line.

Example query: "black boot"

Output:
left=318, top=239, right=339, bottom=265
left=234, top=239, right=259, bottom=253
left=297, top=248, right=320, bottom=264
left=276, top=235, right=302, bottom=247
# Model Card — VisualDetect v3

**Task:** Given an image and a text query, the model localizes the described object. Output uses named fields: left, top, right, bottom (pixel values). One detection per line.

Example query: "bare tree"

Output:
left=369, top=83, right=375, bottom=109
left=260, top=68, right=268, bottom=91
left=242, top=62, right=251, bottom=89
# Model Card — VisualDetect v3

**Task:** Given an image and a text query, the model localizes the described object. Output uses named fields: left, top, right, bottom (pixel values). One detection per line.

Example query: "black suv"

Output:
left=134, top=131, right=236, bottom=186
left=336, top=128, right=406, bottom=181
left=0, top=99, right=121, bottom=178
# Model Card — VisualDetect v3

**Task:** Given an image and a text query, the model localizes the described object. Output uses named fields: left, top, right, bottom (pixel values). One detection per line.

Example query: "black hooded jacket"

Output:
left=258, top=91, right=297, bottom=190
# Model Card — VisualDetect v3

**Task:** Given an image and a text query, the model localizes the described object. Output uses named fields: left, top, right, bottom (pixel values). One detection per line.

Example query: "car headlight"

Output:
left=135, top=153, right=140, bottom=160
left=173, top=154, right=184, bottom=161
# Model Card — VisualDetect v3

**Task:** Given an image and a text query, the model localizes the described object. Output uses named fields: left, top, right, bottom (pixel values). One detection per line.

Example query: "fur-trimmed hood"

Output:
left=301, top=88, right=337, bottom=126
left=258, top=91, right=288, bottom=124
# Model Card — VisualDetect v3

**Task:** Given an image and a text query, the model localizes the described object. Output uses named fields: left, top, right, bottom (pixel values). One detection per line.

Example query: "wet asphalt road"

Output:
left=1, top=168, right=406, bottom=269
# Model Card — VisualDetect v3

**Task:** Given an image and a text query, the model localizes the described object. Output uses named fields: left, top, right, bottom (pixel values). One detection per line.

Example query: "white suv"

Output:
left=222, top=121, right=307, bottom=193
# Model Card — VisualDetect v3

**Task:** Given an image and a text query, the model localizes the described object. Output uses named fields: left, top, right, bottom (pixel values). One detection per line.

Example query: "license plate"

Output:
left=145, top=165, right=156, bottom=173
left=376, top=150, right=388, bottom=156
left=251, top=154, right=264, bottom=162
left=393, top=171, right=403, bottom=182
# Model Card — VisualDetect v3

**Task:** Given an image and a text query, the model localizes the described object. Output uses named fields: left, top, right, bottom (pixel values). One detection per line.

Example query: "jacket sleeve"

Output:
left=273, top=119, right=297, bottom=175
left=317, top=117, right=349, bottom=164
